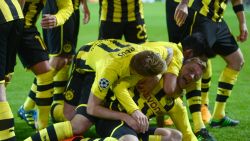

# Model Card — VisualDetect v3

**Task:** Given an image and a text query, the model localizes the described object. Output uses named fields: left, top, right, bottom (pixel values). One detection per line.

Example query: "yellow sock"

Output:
left=201, top=60, right=212, bottom=105
left=51, top=103, right=67, bottom=122
left=36, top=70, right=54, bottom=129
left=212, top=67, right=239, bottom=120
left=168, top=98, right=197, bottom=141
left=149, top=135, right=162, bottom=141
left=0, top=102, right=15, bottom=141
left=51, top=65, right=70, bottom=122
left=24, top=121, right=73, bottom=141
left=53, top=65, right=70, bottom=104
left=185, top=80, right=205, bottom=133
left=24, top=79, right=37, bottom=111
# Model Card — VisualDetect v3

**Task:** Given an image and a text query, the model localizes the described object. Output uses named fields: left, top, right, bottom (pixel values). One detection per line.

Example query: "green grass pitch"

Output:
left=6, top=2, right=250, bottom=141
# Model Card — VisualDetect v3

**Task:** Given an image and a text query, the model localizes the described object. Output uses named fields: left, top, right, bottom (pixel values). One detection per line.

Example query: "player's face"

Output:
left=178, top=62, right=203, bottom=88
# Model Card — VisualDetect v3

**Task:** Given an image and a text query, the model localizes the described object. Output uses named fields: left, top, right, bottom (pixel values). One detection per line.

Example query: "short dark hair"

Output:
left=130, top=51, right=167, bottom=76
left=181, top=32, right=216, bottom=58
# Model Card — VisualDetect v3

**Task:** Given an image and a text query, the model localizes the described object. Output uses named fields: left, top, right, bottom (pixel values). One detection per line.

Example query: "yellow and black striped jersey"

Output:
left=173, top=0, right=227, bottom=22
left=106, top=78, right=176, bottom=118
left=23, top=0, right=44, bottom=28
left=0, top=0, right=23, bottom=24
left=99, top=0, right=144, bottom=22
left=75, top=40, right=183, bottom=114
left=193, top=0, right=228, bottom=22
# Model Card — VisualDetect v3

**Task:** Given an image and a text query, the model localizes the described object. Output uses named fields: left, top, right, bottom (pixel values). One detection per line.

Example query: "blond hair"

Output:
left=184, top=57, right=207, bottom=70
left=130, top=50, right=167, bottom=76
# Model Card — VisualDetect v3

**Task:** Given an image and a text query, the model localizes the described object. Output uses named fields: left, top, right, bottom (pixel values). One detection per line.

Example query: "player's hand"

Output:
left=174, top=2, right=188, bottom=27
left=41, top=14, right=57, bottom=29
left=237, top=23, right=248, bottom=42
left=131, top=110, right=149, bottom=133
left=82, top=4, right=90, bottom=24
left=136, top=77, right=159, bottom=97
left=122, top=114, right=140, bottom=132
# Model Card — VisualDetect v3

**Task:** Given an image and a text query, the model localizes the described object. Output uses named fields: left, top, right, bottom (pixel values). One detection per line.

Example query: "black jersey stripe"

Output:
left=121, top=0, right=128, bottom=21
left=106, top=0, right=114, bottom=21
left=5, top=0, right=18, bottom=19
left=0, top=10, right=6, bottom=23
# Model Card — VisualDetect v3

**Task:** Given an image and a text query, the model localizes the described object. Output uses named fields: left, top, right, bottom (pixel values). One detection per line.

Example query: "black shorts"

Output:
left=98, top=19, right=147, bottom=44
left=64, top=71, right=98, bottom=122
left=96, top=119, right=156, bottom=140
left=0, top=19, right=23, bottom=82
left=191, top=13, right=238, bottom=56
left=17, top=27, right=49, bottom=68
left=43, top=10, right=80, bottom=56
left=166, top=0, right=196, bottom=43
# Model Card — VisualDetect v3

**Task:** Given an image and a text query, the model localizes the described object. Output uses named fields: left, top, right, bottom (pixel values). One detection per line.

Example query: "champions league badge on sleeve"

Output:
left=99, top=78, right=110, bottom=89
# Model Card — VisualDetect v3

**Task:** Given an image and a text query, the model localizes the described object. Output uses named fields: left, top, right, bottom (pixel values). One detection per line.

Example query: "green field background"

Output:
left=6, top=2, right=250, bottom=141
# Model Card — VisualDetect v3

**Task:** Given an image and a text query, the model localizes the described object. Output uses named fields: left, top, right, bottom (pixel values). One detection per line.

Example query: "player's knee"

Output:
left=70, top=115, right=92, bottom=135
left=156, top=128, right=182, bottom=141
left=50, top=56, right=72, bottom=70
left=169, top=129, right=182, bottom=141
left=119, top=134, right=139, bottom=141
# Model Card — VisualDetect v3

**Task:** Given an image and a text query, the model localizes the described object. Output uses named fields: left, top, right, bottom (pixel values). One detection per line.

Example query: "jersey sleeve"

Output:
left=166, top=47, right=183, bottom=76
left=91, top=64, right=119, bottom=100
left=112, top=76, right=141, bottom=114
left=55, top=0, right=73, bottom=26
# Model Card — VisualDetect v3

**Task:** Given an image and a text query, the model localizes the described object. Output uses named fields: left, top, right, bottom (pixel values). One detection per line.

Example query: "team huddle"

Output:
left=0, top=0, right=248, bottom=141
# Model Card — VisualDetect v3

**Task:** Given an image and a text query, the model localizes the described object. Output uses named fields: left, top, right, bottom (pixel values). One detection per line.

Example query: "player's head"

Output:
left=178, top=57, right=206, bottom=89
left=130, top=50, right=167, bottom=77
left=181, top=32, right=216, bottom=59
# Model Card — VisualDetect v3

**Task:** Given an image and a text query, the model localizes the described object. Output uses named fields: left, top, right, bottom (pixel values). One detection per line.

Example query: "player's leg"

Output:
left=45, top=14, right=77, bottom=122
left=167, top=98, right=198, bottom=141
left=201, top=60, right=212, bottom=124
left=17, top=27, right=54, bottom=129
left=152, top=128, right=182, bottom=141
left=210, top=22, right=244, bottom=127
left=0, top=19, right=23, bottom=141
left=25, top=72, right=96, bottom=140
left=95, top=119, right=139, bottom=141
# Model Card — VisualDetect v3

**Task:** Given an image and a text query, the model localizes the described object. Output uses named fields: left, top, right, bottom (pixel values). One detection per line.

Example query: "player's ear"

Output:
left=183, top=49, right=193, bottom=59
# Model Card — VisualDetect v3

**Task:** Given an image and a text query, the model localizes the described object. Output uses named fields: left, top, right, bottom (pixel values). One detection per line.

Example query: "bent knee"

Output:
left=70, top=115, right=92, bottom=135
left=119, top=135, right=138, bottom=141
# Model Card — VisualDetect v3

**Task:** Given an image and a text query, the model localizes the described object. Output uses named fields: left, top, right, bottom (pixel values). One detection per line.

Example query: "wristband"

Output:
left=233, top=4, right=244, bottom=13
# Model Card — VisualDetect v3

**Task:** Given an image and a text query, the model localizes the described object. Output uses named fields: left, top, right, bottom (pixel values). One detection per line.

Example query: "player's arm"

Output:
left=80, top=0, right=90, bottom=24
left=87, top=93, right=139, bottom=131
left=112, top=78, right=149, bottom=133
left=163, top=48, right=183, bottom=97
left=86, top=67, right=139, bottom=131
left=54, top=0, right=74, bottom=26
left=41, top=0, right=73, bottom=28
left=231, top=0, right=248, bottom=42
